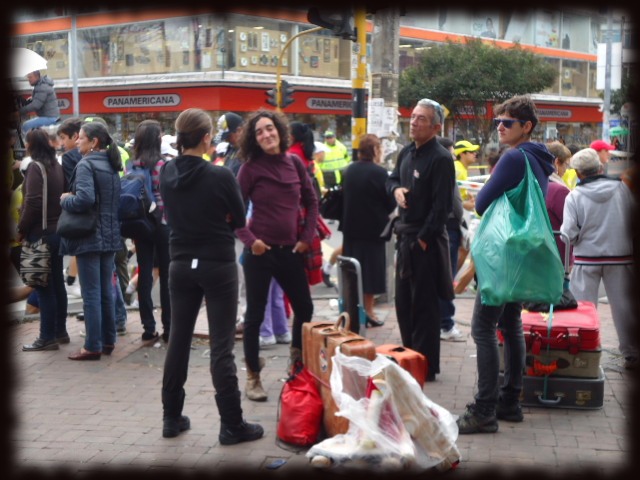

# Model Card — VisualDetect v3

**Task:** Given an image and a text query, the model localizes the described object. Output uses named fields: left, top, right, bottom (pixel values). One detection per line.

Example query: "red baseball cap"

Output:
left=589, top=140, right=615, bottom=151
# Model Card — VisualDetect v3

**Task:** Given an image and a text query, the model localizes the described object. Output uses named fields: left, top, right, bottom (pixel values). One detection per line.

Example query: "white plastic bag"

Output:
left=306, top=349, right=461, bottom=471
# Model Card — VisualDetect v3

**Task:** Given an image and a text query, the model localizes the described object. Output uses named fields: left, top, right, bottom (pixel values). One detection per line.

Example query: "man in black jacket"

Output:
left=386, top=99, right=455, bottom=382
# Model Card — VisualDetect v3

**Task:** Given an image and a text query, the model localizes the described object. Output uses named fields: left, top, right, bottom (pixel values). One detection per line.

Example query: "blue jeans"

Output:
left=33, top=233, right=68, bottom=340
left=112, top=266, right=127, bottom=329
left=76, top=251, right=117, bottom=352
left=440, top=227, right=461, bottom=331
left=470, top=293, right=525, bottom=412
left=21, top=116, right=58, bottom=137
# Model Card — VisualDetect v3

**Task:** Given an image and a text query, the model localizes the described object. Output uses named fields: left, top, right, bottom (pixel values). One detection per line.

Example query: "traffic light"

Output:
left=266, top=85, right=279, bottom=108
left=280, top=80, right=295, bottom=108
left=307, top=7, right=356, bottom=41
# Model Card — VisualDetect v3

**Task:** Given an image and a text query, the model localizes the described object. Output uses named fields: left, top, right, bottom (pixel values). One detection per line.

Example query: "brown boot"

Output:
left=245, top=363, right=267, bottom=402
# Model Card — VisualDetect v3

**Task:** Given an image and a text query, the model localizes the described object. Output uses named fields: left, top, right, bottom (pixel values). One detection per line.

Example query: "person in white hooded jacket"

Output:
left=560, top=147, right=637, bottom=370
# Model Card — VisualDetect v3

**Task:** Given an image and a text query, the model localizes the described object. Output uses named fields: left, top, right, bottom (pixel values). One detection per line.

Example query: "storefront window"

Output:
left=12, top=33, right=70, bottom=80
left=541, top=58, right=560, bottom=95
left=561, top=59, right=588, bottom=97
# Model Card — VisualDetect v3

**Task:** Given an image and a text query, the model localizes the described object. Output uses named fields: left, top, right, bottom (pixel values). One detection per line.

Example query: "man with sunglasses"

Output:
left=386, top=98, right=455, bottom=382
left=457, top=95, right=555, bottom=434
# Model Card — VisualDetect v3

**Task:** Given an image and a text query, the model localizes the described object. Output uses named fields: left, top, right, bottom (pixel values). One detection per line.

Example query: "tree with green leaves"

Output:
left=399, top=38, right=557, bottom=145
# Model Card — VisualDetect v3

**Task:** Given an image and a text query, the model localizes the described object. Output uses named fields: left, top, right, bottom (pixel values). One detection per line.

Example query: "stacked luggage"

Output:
left=498, top=233, right=604, bottom=409
left=303, top=256, right=428, bottom=436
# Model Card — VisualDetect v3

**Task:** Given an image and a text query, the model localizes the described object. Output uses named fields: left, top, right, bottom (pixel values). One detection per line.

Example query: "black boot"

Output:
left=162, top=388, right=189, bottom=438
left=215, top=391, right=264, bottom=445
left=163, top=415, right=191, bottom=438
left=219, top=421, right=264, bottom=445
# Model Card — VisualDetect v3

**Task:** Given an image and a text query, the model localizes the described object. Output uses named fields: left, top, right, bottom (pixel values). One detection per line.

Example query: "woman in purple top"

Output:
left=235, top=109, right=318, bottom=401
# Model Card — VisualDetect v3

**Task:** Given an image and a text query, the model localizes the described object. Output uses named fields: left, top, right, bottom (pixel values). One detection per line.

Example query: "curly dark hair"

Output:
left=238, top=109, right=290, bottom=162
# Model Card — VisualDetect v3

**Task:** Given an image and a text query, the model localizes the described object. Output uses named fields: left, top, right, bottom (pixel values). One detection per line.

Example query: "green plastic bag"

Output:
left=471, top=152, right=564, bottom=306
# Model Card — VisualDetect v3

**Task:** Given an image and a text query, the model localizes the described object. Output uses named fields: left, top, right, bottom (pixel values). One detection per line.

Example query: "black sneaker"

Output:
left=457, top=403, right=498, bottom=434
left=142, top=331, right=159, bottom=342
left=219, top=420, right=264, bottom=445
left=55, top=333, right=71, bottom=344
left=496, top=399, right=524, bottom=422
left=22, top=337, right=60, bottom=352
left=162, top=415, right=191, bottom=438
left=116, top=326, right=127, bottom=336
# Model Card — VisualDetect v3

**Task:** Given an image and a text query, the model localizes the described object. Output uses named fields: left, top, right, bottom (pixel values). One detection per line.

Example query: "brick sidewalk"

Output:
left=7, top=291, right=634, bottom=477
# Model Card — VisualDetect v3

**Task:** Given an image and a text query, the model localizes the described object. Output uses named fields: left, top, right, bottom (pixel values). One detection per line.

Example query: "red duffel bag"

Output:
left=277, top=365, right=323, bottom=448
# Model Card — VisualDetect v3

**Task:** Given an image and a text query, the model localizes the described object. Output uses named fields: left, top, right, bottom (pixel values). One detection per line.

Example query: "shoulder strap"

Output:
left=289, top=153, right=308, bottom=183
left=32, top=162, right=48, bottom=232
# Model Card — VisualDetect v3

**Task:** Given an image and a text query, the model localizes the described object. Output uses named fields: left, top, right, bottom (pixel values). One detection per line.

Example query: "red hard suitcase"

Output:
left=302, top=312, right=376, bottom=437
left=375, top=344, right=428, bottom=388
left=498, top=300, right=602, bottom=378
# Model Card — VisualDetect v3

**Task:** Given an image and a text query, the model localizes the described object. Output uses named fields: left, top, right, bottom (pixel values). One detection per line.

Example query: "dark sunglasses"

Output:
left=492, top=118, right=525, bottom=129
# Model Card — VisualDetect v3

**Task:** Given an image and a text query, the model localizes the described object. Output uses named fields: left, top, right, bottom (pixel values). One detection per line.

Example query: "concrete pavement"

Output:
left=6, top=272, right=636, bottom=478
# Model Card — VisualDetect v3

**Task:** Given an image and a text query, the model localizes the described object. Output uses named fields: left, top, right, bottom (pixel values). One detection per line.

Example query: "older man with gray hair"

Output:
left=560, top=147, right=637, bottom=370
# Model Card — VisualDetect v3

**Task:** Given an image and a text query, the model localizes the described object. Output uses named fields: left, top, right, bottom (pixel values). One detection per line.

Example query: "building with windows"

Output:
left=10, top=7, right=634, bottom=150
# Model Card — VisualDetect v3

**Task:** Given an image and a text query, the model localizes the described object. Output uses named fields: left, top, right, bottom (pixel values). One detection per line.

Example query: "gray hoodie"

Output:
left=19, top=74, right=60, bottom=119
left=560, top=175, right=634, bottom=264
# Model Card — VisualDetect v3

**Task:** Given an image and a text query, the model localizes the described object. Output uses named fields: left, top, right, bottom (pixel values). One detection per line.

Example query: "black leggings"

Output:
left=241, top=247, right=314, bottom=372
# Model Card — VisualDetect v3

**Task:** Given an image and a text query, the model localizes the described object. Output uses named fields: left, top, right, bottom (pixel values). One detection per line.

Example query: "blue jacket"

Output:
left=475, top=142, right=555, bottom=215
left=59, top=151, right=123, bottom=255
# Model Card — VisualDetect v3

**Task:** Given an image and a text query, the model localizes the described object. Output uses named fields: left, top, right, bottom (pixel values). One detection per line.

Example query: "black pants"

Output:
left=134, top=224, right=171, bottom=335
left=162, top=258, right=240, bottom=418
left=395, top=236, right=442, bottom=375
left=242, top=246, right=314, bottom=372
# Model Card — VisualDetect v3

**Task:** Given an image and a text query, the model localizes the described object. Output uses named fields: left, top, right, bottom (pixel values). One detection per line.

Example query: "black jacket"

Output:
left=342, top=161, right=396, bottom=241
left=160, top=154, right=245, bottom=262
left=386, top=136, right=455, bottom=244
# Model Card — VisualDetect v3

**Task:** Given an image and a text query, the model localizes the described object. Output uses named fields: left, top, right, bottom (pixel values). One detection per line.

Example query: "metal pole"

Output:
left=276, top=26, right=324, bottom=111
left=351, top=7, right=367, bottom=161
left=603, top=9, right=613, bottom=143
left=70, top=14, right=80, bottom=116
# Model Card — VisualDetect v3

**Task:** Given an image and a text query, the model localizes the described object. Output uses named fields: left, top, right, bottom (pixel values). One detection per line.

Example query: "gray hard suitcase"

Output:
left=499, top=367, right=604, bottom=409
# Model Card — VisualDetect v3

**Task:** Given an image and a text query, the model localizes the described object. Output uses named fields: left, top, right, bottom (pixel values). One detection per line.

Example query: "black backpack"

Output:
left=118, top=165, right=159, bottom=240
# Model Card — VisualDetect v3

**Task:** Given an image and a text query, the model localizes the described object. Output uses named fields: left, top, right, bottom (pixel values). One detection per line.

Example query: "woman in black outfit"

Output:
left=130, top=119, right=171, bottom=344
left=159, top=108, right=263, bottom=444
left=341, top=134, right=396, bottom=326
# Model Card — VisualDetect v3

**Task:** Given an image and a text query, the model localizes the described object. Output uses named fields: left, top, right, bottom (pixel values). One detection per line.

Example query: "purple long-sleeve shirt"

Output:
left=235, top=152, right=318, bottom=248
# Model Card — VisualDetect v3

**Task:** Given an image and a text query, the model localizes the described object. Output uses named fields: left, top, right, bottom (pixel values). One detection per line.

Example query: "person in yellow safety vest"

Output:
left=563, top=144, right=580, bottom=189
left=453, top=140, right=479, bottom=211
left=319, top=130, right=351, bottom=188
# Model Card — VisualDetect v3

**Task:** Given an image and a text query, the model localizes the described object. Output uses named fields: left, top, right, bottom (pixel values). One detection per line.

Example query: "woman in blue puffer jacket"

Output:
left=60, top=121, right=123, bottom=360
